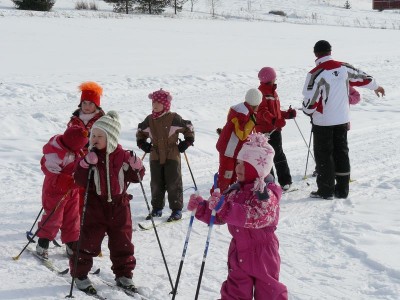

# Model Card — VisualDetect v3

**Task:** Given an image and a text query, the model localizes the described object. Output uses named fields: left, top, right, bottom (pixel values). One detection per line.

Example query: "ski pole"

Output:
left=171, top=199, right=196, bottom=299
left=67, top=166, right=94, bottom=298
left=26, top=207, right=43, bottom=242
left=182, top=150, right=198, bottom=191
left=12, top=190, right=70, bottom=261
left=130, top=151, right=175, bottom=293
left=303, top=128, right=313, bottom=179
left=171, top=170, right=207, bottom=299
left=293, top=118, right=315, bottom=162
left=195, top=194, right=225, bottom=300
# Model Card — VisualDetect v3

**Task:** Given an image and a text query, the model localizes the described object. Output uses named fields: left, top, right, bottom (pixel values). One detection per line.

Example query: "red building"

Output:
left=373, top=0, right=400, bottom=10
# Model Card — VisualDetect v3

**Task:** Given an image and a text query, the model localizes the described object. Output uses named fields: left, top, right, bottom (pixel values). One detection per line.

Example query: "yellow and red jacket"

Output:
left=216, top=102, right=256, bottom=158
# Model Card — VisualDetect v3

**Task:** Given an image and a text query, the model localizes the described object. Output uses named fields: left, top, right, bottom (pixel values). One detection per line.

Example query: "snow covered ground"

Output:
left=1, top=0, right=399, bottom=299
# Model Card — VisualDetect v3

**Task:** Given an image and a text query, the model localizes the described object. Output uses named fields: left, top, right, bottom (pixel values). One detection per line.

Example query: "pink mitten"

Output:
left=129, top=155, right=143, bottom=170
left=80, top=152, right=98, bottom=168
left=187, top=194, right=204, bottom=211
left=208, top=188, right=221, bottom=210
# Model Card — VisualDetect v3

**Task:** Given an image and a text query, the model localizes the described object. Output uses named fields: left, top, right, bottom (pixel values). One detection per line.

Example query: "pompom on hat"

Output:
left=59, top=126, right=89, bottom=152
left=91, top=111, right=121, bottom=154
left=237, top=133, right=275, bottom=192
left=79, top=81, right=103, bottom=107
left=258, top=67, right=277, bottom=83
left=245, top=88, right=263, bottom=106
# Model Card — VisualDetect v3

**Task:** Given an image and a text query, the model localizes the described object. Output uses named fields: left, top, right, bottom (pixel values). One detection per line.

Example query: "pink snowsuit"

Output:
left=195, top=178, right=288, bottom=300
left=37, top=135, right=82, bottom=243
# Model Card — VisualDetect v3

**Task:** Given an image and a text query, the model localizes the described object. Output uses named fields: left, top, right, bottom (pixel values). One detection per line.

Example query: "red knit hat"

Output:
left=59, top=126, right=89, bottom=152
left=79, top=81, right=103, bottom=107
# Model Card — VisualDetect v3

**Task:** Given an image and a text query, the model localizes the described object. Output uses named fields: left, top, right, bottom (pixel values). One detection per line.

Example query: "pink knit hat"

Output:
left=237, top=133, right=275, bottom=192
left=149, top=88, right=172, bottom=118
left=258, top=67, right=277, bottom=83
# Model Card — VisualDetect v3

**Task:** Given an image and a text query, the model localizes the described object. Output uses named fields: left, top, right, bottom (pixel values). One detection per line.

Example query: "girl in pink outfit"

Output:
left=188, top=133, right=288, bottom=300
left=36, top=126, right=89, bottom=259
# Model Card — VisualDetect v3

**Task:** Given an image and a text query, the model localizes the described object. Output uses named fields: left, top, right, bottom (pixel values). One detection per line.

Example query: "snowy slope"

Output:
left=1, top=0, right=400, bottom=299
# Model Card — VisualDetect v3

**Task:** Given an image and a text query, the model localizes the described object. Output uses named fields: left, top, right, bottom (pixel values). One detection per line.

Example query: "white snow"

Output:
left=1, top=0, right=399, bottom=299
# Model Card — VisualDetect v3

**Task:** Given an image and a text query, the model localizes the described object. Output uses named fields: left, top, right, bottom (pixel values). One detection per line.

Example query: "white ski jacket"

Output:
left=302, top=55, right=379, bottom=126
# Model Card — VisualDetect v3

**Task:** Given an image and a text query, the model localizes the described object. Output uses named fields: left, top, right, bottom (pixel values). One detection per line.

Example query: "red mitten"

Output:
left=286, top=108, right=297, bottom=119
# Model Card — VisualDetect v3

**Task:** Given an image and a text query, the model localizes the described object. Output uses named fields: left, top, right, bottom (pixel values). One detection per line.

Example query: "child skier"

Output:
left=215, top=88, right=262, bottom=193
left=188, top=133, right=288, bottom=300
left=136, top=88, right=195, bottom=222
left=67, top=81, right=105, bottom=137
left=36, top=126, right=89, bottom=260
left=70, top=111, right=145, bottom=295
left=67, top=81, right=105, bottom=227
left=255, top=67, right=296, bottom=191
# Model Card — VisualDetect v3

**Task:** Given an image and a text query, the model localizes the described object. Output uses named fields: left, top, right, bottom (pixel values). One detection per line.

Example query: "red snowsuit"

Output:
left=195, top=178, right=288, bottom=300
left=216, top=102, right=257, bottom=192
left=37, top=135, right=82, bottom=244
left=70, top=145, right=145, bottom=279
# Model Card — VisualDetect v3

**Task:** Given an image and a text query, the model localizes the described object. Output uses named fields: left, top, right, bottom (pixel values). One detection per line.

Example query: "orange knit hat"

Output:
left=79, top=81, right=103, bottom=107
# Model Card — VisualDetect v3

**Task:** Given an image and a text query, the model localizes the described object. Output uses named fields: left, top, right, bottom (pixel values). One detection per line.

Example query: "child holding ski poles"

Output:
left=69, top=111, right=145, bottom=295
left=136, top=88, right=195, bottom=222
left=256, top=66, right=295, bottom=191
left=188, top=133, right=288, bottom=300
left=36, top=126, right=89, bottom=260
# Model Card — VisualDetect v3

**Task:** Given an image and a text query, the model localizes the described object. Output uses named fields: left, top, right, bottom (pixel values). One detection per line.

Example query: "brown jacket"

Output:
left=136, top=112, right=194, bottom=164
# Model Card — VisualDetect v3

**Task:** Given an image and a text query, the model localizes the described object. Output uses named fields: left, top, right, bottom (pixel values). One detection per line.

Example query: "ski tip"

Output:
left=59, top=268, right=69, bottom=275
left=92, top=268, right=101, bottom=275
left=52, top=240, right=62, bottom=247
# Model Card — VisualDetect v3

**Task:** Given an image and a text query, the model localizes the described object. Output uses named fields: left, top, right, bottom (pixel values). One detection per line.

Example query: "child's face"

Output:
left=90, top=128, right=107, bottom=150
left=235, top=160, right=245, bottom=182
left=81, top=101, right=97, bottom=114
left=152, top=101, right=164, bottom=113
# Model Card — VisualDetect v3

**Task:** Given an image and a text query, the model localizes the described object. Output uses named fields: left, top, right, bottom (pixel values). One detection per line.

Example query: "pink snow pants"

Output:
left=220, top=232, right=288, bottom=300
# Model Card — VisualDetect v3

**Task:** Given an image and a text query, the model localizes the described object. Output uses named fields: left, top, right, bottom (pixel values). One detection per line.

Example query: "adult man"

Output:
left=302, top=40, right=385, bottom=199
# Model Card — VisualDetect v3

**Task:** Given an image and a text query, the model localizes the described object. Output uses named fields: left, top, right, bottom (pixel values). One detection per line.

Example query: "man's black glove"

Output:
left=139, top=141, right=152, bottom=153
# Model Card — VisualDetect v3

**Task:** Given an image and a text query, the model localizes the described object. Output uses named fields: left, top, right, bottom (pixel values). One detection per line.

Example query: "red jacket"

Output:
left=216, top=102, right=256, bottom=158
left=41, top=135, right=81, bottom=196
left=255, top=83, right=288, bottom=133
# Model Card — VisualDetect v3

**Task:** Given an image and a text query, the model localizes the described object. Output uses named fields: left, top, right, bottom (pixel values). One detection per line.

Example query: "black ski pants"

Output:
left=150, top=159, right=183, bottom=211
left=268, top=131, right=292, bottom=187
left=313, top=124, right=350, bottom=198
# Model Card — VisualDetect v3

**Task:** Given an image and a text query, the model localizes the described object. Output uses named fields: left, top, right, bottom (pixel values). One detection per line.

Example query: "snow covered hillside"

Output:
left=1, top=0, right=399, bottom=299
